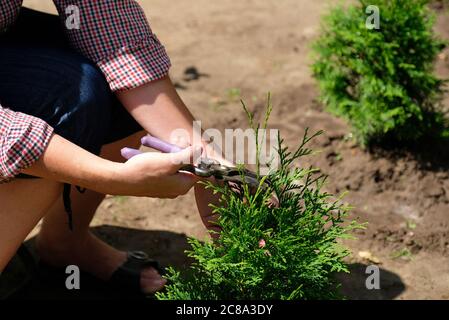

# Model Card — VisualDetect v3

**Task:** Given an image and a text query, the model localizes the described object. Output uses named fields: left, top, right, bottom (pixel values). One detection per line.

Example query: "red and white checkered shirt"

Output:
left=0, top=0, right=171, bottom=182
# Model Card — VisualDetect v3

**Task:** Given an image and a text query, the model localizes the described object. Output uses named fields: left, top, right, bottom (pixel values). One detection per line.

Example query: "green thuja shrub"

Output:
left=312, top=0, right=448, bottom=145
left=156, top=100, right=362, bottom=300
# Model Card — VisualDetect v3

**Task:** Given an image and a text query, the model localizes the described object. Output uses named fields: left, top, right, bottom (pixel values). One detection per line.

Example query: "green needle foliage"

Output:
left=156, top=99, right=362, bottom=300
left=312, top=0, right=448, bottom=145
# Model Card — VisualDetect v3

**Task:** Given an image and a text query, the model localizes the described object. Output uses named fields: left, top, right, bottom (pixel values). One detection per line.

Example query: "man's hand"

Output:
left=23, top=134, right=202, bottom=199
left=117, top=145, right=202, bottom=198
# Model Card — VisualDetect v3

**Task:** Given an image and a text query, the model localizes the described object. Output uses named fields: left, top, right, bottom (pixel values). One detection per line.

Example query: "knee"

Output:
left=78, top=63, right=112, bottom=110
left=59, top=62, right=113, bottom=154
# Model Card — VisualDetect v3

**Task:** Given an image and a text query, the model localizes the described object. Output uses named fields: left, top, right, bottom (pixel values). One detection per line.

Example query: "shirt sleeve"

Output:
left=0, top=105, right=54, bottom=183
left=1, top=1, right=54, bottom=183
left=0, top=0, right=23, bottom=33
left=53, top=0, right=171, bottom=92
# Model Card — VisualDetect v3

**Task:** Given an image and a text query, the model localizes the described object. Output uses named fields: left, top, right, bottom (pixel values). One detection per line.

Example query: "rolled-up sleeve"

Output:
left=53, top=0, right=171, bottom=92
left=0, top=105, right=54, bottom=183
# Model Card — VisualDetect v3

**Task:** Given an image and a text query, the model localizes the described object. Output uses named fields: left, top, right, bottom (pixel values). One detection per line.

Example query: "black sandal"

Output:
left=36, top=250, right=164, bottom=297
left=108, top=251, right=164, bottom=294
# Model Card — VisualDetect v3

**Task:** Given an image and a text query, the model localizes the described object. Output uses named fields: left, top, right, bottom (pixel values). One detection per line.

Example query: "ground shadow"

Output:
left=369, top=136, right=449, bottom=173
left=3, top=225, right=191, bottom=300
left=336, top=263, right=406, bottom=300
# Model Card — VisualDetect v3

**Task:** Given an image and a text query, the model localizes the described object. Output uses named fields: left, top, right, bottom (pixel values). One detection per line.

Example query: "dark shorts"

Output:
left=0, top=8, right=143, bottom=158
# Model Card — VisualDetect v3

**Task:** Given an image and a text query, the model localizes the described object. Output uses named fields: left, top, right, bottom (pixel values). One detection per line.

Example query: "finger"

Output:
left=166, top=145, right=203, bottom=173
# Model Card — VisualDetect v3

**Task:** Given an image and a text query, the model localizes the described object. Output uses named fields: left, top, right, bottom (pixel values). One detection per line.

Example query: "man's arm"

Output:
left=22, top=133, right=201, bottom=198
left=52, top=0, right=226, bottom=228
left=0, top=104, right=200, bottom=198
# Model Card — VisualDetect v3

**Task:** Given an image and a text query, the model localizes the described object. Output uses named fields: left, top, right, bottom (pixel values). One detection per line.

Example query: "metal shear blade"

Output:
left=122, top=135, right=270, bottom=189
left=181, top=159, right=269, bottom=189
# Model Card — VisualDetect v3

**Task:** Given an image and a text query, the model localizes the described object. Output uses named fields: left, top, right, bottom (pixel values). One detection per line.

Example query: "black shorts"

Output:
left=0, top=8, right=143, bottom=159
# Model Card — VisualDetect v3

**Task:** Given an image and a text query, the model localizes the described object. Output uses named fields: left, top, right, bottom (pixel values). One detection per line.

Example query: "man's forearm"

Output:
left=117, top=76, right=206, bottom=149
left=22, top=134, right=122, bottom=195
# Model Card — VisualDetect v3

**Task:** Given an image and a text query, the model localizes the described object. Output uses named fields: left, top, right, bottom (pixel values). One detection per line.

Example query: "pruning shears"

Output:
left=121, top=135, right=269, bottom=189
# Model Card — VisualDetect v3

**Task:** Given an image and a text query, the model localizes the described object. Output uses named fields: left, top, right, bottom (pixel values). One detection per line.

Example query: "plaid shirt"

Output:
left=0, top=0, right=171, bottom=182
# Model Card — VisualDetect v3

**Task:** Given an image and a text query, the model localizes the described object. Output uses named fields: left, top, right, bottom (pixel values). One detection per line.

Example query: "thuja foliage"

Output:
left=156, top=99, right=361, bottom=300
left=312, top=0, right=448, bottom=145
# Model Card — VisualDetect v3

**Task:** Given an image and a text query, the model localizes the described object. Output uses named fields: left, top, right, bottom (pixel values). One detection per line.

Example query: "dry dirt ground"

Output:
left=7, top=0, right=449, bottom=299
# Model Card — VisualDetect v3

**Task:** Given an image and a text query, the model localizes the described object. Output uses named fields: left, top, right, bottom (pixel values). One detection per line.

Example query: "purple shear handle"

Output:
left=120, top=147, right=143, bottom=159
left=120, top=135, right=183, bottom=160
left=141, top=135, right=183, bottom=153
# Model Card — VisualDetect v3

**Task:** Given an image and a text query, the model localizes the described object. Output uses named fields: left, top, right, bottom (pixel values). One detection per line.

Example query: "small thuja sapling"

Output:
left=156, top=97, right=362, bottom=300
left=312, top=0, right=448, bottom=145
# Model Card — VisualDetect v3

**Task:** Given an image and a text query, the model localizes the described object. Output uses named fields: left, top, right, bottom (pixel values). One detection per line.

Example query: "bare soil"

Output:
left=11, top=0, right=449, bottom=299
